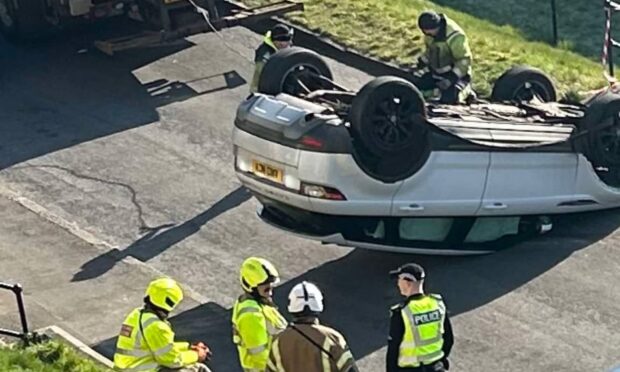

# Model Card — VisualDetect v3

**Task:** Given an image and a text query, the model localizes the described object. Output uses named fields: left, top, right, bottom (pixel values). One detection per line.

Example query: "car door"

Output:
left=391, top=151, right=491, bottom=216
left=480, top=152, right=578, bottom=216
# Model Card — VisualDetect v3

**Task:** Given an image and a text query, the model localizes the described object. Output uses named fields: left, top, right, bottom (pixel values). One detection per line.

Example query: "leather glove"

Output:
left=437, top=70, right=459, bottom=90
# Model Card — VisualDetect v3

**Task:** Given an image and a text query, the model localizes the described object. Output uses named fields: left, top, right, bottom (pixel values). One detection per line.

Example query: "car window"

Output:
left=464, top=216, right=520, bottom=243
left=399, top=218, right=454, bottom=242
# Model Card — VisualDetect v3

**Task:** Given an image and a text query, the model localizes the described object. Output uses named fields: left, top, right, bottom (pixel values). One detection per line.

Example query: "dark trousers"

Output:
left=397, top=360, right=447, bottom=372
left=415, top=72, right=471, bottom=104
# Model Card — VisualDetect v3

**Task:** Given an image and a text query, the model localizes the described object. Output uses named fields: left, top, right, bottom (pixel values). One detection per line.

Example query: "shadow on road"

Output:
left=72, top=187, right=252, bottom=282
left=94, top=208, right=620, bottom=371
left=0, top=18, right=246, bottom=171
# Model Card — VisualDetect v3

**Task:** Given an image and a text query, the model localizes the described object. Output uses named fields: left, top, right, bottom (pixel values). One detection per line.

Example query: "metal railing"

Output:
left=604, top=0, right=620, bottom=79
left=0, top=282, right=36, bottom=345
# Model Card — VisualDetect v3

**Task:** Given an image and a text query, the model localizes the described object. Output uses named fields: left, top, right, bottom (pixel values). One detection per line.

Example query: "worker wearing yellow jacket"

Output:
left=250, top=24, right=294, bottom=93
left=232, top=257, right=287, bottom=371
left=114, top=278, right=212, bottom=372
left=414, top=11, right=473, bottom=104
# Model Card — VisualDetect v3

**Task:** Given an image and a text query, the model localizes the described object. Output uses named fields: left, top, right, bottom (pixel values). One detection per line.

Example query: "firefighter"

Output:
left=113, top=277, right=212, bottom=372
left=232, top=257, right=287, bottom=372
left=250, top=23, right=294, bottom=93
left=414, top=10, right=473, bottom=104
left=387, top=263, right=454, bottom=372
left=267, top=281, right=358, bottom=372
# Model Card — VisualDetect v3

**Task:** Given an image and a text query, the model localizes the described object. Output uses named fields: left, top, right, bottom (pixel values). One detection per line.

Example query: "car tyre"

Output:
left=349, top=76, right=431, bottom=183
left=258, top=46, right=333, bottom=96
left=580, top=91, right=620, bottom=169
left=350, top=76, right=427, bottom=156
left=491, top=66, right=557, bottom=103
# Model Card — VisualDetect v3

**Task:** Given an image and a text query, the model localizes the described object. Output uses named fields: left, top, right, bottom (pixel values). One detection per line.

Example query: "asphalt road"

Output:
left=2, top=20, right=620, bottom=372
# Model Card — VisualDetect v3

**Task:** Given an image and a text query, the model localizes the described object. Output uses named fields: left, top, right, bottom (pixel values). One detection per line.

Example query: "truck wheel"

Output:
left=258, top=46, right=333, bottom=96
left=349, top=76, right=431, bottom=183
left=0, top=0, right=48, bottom=41
left=491, top=66, right=557, bottom=103
left=580, top=91, right=620, bottom=168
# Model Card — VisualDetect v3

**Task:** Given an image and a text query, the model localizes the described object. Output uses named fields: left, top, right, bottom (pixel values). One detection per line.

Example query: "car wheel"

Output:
left=257, top=46, right=333, bottom=96
left=350, top=76, right=427, bottom=156
left=580, top=91, right=620, bottom=168
left=491, top=66, right=557, bottom=103
left=0, top=0, right=48, bottom=41
left=349, top=76, right=431, bottom=183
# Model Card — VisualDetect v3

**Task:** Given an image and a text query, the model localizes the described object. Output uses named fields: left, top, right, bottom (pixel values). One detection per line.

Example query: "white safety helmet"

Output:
left=287, top=281, right=324, bottom=314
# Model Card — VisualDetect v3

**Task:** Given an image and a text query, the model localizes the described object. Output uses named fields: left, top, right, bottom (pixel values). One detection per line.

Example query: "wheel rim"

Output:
left=513, top=81, right=550, bottom=102
left=0, top=0, right=14, bottom=29
left=280, top=64, right=323, bottom=96
left=370, top=92, right=420, bottom=150
left=597, top=114, right=620, bottom=164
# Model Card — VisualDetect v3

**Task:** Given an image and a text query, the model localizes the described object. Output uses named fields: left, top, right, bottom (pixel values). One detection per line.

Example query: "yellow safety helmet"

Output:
left=145, top=277, right=184, bottom=312
left=240, top=257, right=280, bottom=292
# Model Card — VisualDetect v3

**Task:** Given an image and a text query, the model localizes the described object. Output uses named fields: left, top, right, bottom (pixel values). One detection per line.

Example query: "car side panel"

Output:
left=480, top=152, right=578, bottom=215
left=572, top=154, right=620, bottom=210
left=391, top=151, right=491, bottom=216
left=297, top=152, right=402, bottom=215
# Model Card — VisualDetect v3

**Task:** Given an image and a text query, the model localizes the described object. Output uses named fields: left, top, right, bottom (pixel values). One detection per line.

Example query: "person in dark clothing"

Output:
left=386, top=263, right=454, bottom=372
left=250, top=23, right=294, bottom=93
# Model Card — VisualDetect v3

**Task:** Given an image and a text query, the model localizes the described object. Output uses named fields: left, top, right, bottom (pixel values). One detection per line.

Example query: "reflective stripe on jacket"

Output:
left=113, top=308, right=199, bottom=372
left=422, top=15, right=472, bottom=78
left=397, top=295, right=446, bottom=368
left=266, top=320, right=357, bottom=372
left=233, top=295, right=287, bottom=371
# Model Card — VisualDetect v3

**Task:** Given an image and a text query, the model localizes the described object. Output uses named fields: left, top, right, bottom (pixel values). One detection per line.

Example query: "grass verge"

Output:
left=0, top=340, right=111, bottom=372
left=243, top=0, right=612, bottom=98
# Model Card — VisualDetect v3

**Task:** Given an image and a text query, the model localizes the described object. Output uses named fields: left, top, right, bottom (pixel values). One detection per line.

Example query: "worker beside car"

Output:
left=414, top=10, right=473, bottom=104
left=232, top=257, right=288, bottom=372
left=267, top=281, right=358, bottom=372
left=387, top=263, right=454, bottom=372
left=250, top=24, right=294, bottom=93
left=113, top=277, right=212, bottom=372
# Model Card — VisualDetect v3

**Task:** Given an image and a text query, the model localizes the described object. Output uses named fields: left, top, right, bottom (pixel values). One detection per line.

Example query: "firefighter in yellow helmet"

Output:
left=114, top=277, right=213, bottom=372
left=232, top=257, right=287, bottom=371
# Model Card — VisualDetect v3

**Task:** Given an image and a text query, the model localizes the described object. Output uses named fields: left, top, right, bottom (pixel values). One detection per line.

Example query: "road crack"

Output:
left=10, top=164, right=173, bottom=234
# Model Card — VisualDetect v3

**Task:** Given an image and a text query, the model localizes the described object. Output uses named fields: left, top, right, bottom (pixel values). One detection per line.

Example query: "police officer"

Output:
left=267, top=281, right=358, bottom=372
left=113, top=277, right=212, bottom=372
left=250, top=23, right=294, bottom=93
left=387, top=263, right=454, bottom=372
left=233, top=257, right=288, bottom=372
left=414, top=10, right=473, bottom=104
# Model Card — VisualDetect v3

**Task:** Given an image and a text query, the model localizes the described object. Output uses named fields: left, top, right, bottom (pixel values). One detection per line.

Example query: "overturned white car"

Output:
left=232, top=47, right=620, bottom=254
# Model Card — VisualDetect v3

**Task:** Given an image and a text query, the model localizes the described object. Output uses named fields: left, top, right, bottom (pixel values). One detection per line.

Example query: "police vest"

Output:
left=232, top=296, right=287, bottom=371
left=398, top=294, right=446, bottom=368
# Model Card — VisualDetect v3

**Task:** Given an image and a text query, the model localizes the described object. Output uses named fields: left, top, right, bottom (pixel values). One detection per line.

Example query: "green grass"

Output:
left=243, top=0, right=613, bottom=98
left=431, top=0, right=615, bottom=59
left=0, top=341, right=111, bottom=372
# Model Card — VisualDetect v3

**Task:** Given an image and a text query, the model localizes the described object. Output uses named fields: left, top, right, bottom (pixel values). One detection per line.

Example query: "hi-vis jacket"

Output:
left=233, top=294, right=287, bottom=371
left=113, top=308, right=199, bottom=372
left=420, top=15, right=472, bottom=79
